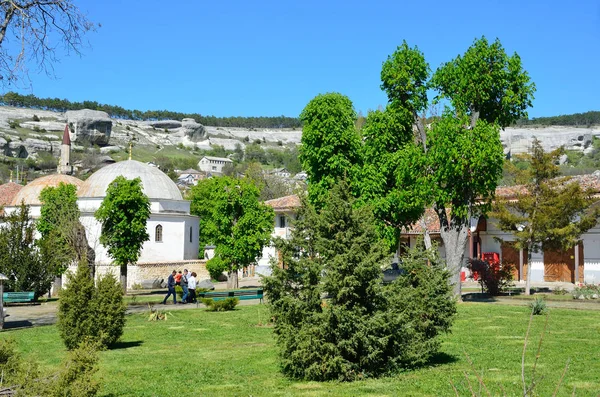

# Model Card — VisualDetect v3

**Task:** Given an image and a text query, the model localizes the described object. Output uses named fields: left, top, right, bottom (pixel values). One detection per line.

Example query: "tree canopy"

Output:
left=95, top=176, right=150, bottom=291
left=189, top=176, right=274, bottom=288
left=299, top=93, right=361, bottom=208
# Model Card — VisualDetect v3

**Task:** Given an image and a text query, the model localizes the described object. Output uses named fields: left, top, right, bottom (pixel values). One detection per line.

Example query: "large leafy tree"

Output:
left=38, top=182, right=95, bottom=282
left=95, top=176, right=150, bottom=291
left=375, top=37, right=535, bottom=296
left=299, top=92, right=361, bottom=209
left=189, top=176, right=274, bottom=289
left=0, top=204, right=56, bottom=298
left=0, top=1, right=96, bottom=84
left=263, top=181, right=456, bottom=381
left=493, top=139, right=600, bottom=295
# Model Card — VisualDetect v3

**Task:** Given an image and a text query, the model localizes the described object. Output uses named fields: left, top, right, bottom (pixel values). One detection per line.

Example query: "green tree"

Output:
left=299, top=93, right=361, bottom=208
left=492, top=139, right=600, bottom=295
left=0, top=204, right=55, bottom=298
left=377, top=37, right=535, bottom=296
left=38, top=182, right=95, bottom=283
left=189, top=176, right=274, bottom=288
left=263, top=181, right=456, bottom=381
left=95, top=176, right=150, bottom=291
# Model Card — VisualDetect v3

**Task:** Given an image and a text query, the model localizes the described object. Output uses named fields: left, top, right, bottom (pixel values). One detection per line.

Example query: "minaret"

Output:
left=58, top=124, right=72, bottom=174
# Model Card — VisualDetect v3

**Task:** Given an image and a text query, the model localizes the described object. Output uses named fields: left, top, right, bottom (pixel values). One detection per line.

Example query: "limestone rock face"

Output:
left=147, top=120, right=182, bottom=130
left=501, top=127, right=599, bottom=156
left=181, top=118, right=206, bottom=141
left=65, top=109, right=112, bottom=146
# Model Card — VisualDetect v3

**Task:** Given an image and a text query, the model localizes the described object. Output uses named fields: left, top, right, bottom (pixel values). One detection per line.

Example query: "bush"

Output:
left=8, top=120, right=19, bottom=129
left=58, top=263, right=97, bottom=350
left=58, top=264, right=126, bottom=350
left=572, top=284, right=600, bottom=299
left=94, top=273, right=126, bottom=347
left=201, top=297, right=238, bottom=311
left=263, top=182, right=456, bottom=381
left=206, top=256, right=228, bottom=280
left=53, top=340, right=101, bottom=397
left=467, top=258, right=514, bottom=295
left=175, top=285, right=183, bottom=299
left=529, top=296, right=547, bottom=315
left=32, top=114, right=40, bottom=122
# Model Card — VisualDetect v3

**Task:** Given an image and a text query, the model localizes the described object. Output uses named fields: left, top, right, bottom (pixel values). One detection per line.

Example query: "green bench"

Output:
left=2, top=292, right=35, bottom=304
left=198, top=289, right=263, bottom=303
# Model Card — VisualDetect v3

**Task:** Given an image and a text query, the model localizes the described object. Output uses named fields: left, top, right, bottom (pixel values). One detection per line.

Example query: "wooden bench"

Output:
left=2, top=292, right=35, bottom=304
left=198, top=289, right=263, bottom=303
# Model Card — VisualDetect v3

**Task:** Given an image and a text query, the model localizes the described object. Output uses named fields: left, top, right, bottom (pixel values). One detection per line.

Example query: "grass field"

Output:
left=2, top=303, right=600, bottom=396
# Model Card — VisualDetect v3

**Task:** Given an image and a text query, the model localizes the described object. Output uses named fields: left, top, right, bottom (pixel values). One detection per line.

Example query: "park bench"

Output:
left=2, top=292, right=35, bottom=304
left=198, top=289, right=263, bottom=303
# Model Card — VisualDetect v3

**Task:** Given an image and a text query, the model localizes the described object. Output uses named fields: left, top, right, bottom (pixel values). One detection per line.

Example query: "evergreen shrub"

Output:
left=58, top=263, right=126, bottom=350
left=263, top=182, right=457, bottom=381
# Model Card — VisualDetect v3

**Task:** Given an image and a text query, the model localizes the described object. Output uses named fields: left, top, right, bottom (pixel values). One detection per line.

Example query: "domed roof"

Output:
left=78, top=160, right=182, bottom=201
left=11, top=175, right=84, bottom=206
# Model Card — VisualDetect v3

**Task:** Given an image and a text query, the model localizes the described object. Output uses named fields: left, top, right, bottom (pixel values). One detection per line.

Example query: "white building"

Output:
left=256, top=194, right=300, bottom=275
left=3, top=136, right=204, bottom=288
left=198, top=156, right=233, bottom=174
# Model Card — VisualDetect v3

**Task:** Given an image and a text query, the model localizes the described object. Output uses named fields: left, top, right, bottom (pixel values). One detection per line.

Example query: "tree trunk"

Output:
left=439, top=219, right=469, bottom=299
left=120, top=264, right=127, bottom=293
left=227, top=269, right=239, bottom=289
left=525, top=250, right=533, bottom=295
left=420, top=216, right=432, bottom=250
left=52, top=276, right=62, bottom=296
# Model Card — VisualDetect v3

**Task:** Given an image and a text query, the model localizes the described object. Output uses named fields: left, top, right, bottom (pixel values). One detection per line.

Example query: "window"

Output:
left=155, top=224, right=163, bottom=242
left=279, top=215, right=286, bottom=228
left=189, top=226, right=193, bottom=243
left=212, top=166, right=217, bottom=171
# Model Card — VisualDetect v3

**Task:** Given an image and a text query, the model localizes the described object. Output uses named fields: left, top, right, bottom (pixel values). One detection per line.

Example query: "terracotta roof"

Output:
left=264, top=194, right=301, bottom=210
left=403, top=208, right=441, bottom=234
left=0, top=182, right=23, bottom=207
left=62, top=124, right=71, bottom=145
left=11, top=174, right=83, bottom=206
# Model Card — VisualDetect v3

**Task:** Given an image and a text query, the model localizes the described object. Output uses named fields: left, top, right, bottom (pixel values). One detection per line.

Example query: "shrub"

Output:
left=263, top=182, right=457, bottom=381
left=206, top=256, right=228, bottom=280
left=58, top=264, right=126, bottom=350
left=552, top=286, right=568, bottom=295
left=175, top=285, right=183, bottom=299
left=94, top=273, right=126, bottom=347
left=8, top=120, right=19, bottom=129
left=146, top=304, right=171, bottom=321
left=529, top=296, right=547, bottom=315
left=572, top=284, right=600, bottom=300
left=201, top=297, right=238, bottom=311
left=32, top=114, right=40, bottom=122
left=126, top=125, right=131, bottom=131
left=53, top=340, right=101, bottom=397
left=58, top=263, right=97, bottom=350
left=467, top=258, right=514, bottom=295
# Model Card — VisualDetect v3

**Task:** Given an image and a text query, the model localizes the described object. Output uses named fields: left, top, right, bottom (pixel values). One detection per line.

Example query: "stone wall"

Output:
left=63, top=260, right=209, bottom=289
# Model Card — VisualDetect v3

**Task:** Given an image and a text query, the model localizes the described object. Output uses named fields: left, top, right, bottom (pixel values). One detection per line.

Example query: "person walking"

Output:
left=188, top=272, right=197, bottom=303
left=162, top=270, right=177, bottom=305
left=180, top=269, right=189, bottom=304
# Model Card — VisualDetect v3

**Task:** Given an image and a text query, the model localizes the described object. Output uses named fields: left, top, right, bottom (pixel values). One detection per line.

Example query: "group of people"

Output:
left=162, top=269, right=198, bottom=304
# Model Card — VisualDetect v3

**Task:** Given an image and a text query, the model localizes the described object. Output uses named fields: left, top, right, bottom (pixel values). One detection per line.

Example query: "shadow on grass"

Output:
left=462, top=293, right=498, bottom=302
left=427, top=351, right=459, bottom=367
left=108, top=340, right=143, bottom=350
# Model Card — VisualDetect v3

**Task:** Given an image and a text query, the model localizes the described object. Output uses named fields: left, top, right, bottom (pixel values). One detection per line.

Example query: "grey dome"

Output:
left=78, top=160, right=182, bottom=200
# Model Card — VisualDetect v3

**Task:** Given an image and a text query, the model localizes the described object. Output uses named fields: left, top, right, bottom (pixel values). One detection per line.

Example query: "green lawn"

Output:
left=2, top=303, right=600, bottom=396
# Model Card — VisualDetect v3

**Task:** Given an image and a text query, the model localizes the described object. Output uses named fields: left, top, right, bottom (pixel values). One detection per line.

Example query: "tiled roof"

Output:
left=264, top=194, right=301, bottom=210
left=0, top=182, right=23, bottom=207
left=404, top=208, right=441, bottom=234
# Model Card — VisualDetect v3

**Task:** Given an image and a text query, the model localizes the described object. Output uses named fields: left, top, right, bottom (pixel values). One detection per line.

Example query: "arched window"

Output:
left=155, top=224, right=163, bottom=242
left=189, top=226, right=193, bottom=243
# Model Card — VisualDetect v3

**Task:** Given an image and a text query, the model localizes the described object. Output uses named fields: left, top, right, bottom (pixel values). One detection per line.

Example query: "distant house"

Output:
left=270, top=168, right=291, bottom=178
left=198, top=156, right=233, bottom=174
left=177, top=168, right=205, bottom=186
left=293, top=171, right=308, bottom=181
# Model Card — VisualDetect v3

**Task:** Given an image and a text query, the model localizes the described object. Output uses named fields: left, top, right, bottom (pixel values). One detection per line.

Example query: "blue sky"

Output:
left=6, top=0, right=600, bottom=118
